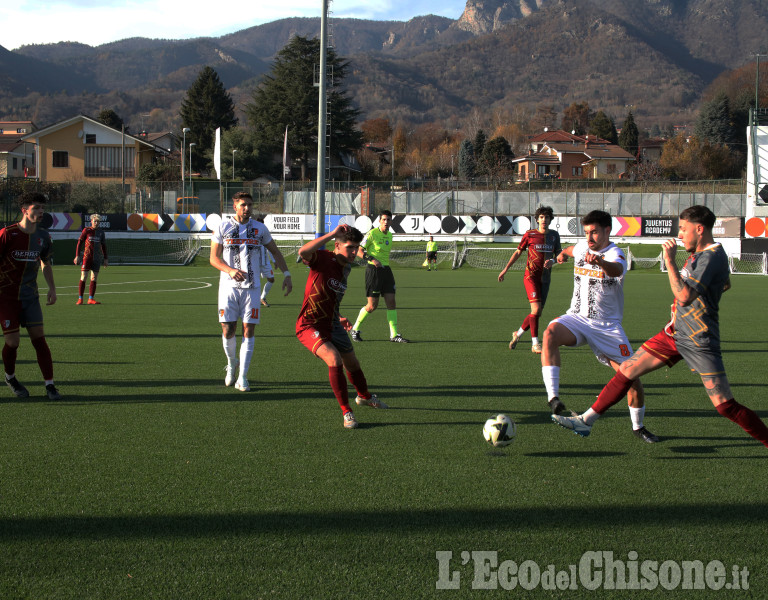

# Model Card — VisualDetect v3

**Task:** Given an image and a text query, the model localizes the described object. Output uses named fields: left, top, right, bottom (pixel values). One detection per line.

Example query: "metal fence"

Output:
left=0, top=177, right=750, bottom=218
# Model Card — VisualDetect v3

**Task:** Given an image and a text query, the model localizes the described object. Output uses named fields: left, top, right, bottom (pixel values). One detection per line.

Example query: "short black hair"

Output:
left=535, top=206, right=554, bottom=220
left=232, top=191, right=253, bottom=202
left=380, top=209, right=393, bottom=219
left=581, top=210, right=612, bottom=229
left=19, top=192, right=46, bottom=209
left=680, top=205, right=716, bottom=230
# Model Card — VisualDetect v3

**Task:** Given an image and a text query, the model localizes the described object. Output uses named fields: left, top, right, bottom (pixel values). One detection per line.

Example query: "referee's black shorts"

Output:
left=365, top=264, right=396, bottom=297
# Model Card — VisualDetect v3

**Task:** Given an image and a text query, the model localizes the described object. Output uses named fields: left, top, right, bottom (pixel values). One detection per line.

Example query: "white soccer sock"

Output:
left=531, top=336, right=539, bottom=345
left=223, top=335, right=237, bottom=365
left=239, top=336, right=255, bottom=379
left=629, top=406, right=645, bottom=430
left=582, top=408, right=601, bottom=426
left=261, top=280, right=273, bottom=300
left=542, top=365, right=560, bottom=400
left=517, top=327, right=525, bottom=337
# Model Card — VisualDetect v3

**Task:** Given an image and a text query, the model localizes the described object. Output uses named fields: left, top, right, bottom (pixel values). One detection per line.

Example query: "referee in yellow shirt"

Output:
left=350, top=210, right=410, bottom=343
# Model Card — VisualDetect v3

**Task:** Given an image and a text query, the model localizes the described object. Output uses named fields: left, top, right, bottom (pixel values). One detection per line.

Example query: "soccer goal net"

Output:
left=106, top=235, right=205, bottom=266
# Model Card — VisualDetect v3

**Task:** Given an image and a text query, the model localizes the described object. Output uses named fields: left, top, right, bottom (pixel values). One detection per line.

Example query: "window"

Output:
left=12, top=158, right=18, bottom=170
left=85, top=134, right=96, bottom=144
left=52, top=151, right=69, bottom=168
left=17, top=128, right=27, bottom=134
left=572, top=166, right=583, bottom=176
left=84, top=146, right=135, bottom=177
left=607, top=164, right=617, bottom=174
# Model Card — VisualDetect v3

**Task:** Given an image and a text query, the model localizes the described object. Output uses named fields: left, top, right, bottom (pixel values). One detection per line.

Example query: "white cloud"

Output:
left=3, top=0, right=465, bottom=50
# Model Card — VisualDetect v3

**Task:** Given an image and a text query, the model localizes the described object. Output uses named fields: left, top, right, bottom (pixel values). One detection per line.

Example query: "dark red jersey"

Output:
left=517, top=228, right=561, bottom=282
left=76, top=227, right=108, bottom=265
left=296, top=250, right=351, bottom=335
left=0, top=224, right=53, bottom=301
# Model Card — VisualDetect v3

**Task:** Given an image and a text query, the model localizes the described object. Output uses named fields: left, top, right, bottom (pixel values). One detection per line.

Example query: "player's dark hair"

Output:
left=680, top=205, right=716, bottom=230
left=535, top=206, right=554, bottom=220
left=380, top=209, right=393, bottom=219
left=232, top=191, right=253, bottom=202
left=581, top=210, right=612, bottom=229
left=19, top=192, right=47, bottom=209
left=337, top=227, right=363, bottom=244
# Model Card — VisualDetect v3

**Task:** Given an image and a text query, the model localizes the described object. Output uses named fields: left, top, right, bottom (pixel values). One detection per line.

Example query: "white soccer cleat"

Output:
left=551, top=413, right=591, bottom=437
left=343, top=411, right=359, bottom=429
left=508, top=332, right=520, bottom=350
left=224, top=362, right=239, bottom=387
left=234, top=377, right=250, bottom=392
left=355, top=393, right=388, bottom=409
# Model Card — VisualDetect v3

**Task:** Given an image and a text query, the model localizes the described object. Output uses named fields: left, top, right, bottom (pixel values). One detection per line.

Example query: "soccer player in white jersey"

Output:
left=210, top=192, right=293, bottom=391
left=540, top=210, right=658, bottom=443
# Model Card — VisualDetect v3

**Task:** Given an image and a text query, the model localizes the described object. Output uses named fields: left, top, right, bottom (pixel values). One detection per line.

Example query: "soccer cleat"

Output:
left=508, top=332, right=520, bottom=350
left=234, top=377, right=250, bottom=392
left=350, top=330, right=363, bottom=342
left=224, top=362, right=238, bottom=387
left=5, top=376, right=29, bottom=398
left=548, top=397, right=567, bottom=415
left=343, top=411, right=359, bottom=429
left=260, top=298, right=270, bottom=307
left=76, top=298, right=83, bottom=305
left=390, top=334, right=410, bottom=343
left=531, top=343, right=543, bottom=354
left=551, top=413, right=592, bottom=437
left=355, top=394, right=388, bottom=409
left=87, top=299, right=101, bottom=305
left=633, top=426, right=659, bottom=443
left=45, top=384, right=62, bottom=401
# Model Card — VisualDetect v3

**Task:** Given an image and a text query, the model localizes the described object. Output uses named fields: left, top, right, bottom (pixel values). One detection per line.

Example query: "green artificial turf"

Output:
left=0, top=263, right=765, bottom=599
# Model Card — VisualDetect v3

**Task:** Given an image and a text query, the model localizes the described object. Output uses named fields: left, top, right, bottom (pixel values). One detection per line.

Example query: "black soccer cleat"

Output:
left=548, top=397, right=567, bottom=415
left=45, top=384, right=62, bottom=401
left=5, top=376, right=29, bottom=398
left=633, top=426, right=659, bottom=443
left=350, top=330, right=363, bottom=342
left=390, top=334, right=410, bottom=343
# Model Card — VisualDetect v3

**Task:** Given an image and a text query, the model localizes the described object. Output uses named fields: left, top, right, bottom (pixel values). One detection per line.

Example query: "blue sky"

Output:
left=4, top=1, right=467, bottom=50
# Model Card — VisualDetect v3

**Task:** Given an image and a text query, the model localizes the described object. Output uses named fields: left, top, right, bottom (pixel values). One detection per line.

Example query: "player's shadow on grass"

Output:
left=4, top=502, right=767, bottom=541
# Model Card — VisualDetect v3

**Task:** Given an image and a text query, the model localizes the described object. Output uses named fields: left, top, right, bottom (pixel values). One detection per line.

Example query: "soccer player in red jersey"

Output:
left=296, top=224, right=386, bottom=429
left=498, top=206, right=561, bottom=353
left=0, top=192, right=61, bottom=400
left=552, top=206, right=768, bottom=447
left=74, top=213, right=108, bottom=304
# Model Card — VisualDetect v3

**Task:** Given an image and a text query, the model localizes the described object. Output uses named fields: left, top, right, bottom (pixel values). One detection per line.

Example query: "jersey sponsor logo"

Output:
left=328, top=278, right=346, bottom=293
left=11, top=250, right=40, bottom=262
left=574, top=266, right=605, bottom=278
left=224, top=238, right=261, bottom=246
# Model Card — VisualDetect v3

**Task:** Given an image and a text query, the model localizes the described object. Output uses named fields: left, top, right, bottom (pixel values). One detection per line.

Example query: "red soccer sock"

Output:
left=78, top=279, right=86, bottom=298
left=529, top=314, right=540, bottom=338
left=328, top=365, right=351, bottom=413
left=2, top=343, right=18, bottom=375
left=716, top=399, right=768, bottom=447
left=520, top=314, right=531, bottom=332
left=31, top=337, right=54, bottom=381
left=89, top=280, right=97, bottom=298
left=592, top=371, right=635, bottom=414
left=345, top=368, right=370, bottom=400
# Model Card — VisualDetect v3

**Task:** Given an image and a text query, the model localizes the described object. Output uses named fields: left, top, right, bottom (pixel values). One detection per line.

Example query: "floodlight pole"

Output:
left=182, top=127, right=190, bottom=198
left=188, top=143, right=196, bottom=214
left=315, top=0, right=329, bottom=238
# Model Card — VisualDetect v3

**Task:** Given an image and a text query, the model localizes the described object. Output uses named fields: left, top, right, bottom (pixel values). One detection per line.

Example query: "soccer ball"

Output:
left=483, top=414, right=516, bottom=448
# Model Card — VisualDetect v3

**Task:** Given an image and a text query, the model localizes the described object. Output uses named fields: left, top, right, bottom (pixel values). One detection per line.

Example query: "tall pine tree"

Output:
left=245, top=36, right=362, bottom=180
left=694, top=92, right=735, bottom=145
left=618, top=111, right=639, bottom=157
left=589, top=111, right=618, bottom=144
left=179, top=66, right=237, bottom=173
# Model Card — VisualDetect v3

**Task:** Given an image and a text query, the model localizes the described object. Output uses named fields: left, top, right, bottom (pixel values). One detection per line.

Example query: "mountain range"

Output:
left=1, top=0, right=765, bottom=133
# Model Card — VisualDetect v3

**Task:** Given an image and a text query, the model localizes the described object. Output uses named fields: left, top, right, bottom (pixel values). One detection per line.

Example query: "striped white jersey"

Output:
left=212, top=217, right=273, bottom=289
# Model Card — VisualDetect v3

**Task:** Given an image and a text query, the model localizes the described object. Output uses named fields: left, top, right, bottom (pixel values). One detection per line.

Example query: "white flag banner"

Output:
left=283, top=126, right=291, bottom=178
left=214, top=127, right=221, bottom=180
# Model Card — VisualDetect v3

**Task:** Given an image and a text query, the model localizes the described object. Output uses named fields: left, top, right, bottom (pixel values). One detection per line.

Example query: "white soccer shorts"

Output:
left=550, top=313, right=633, bottom=367
left=218, top=287, right=261, bottom=324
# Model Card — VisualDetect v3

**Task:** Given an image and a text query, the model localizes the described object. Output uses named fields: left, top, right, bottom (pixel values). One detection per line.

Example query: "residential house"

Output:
left=20, top=115, right=169, bottom=192
left=0, top=121, right=37, bottom=178
left=513, top=129, right=635, bottom=181
left=639, top=138, right=666, bottom=162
